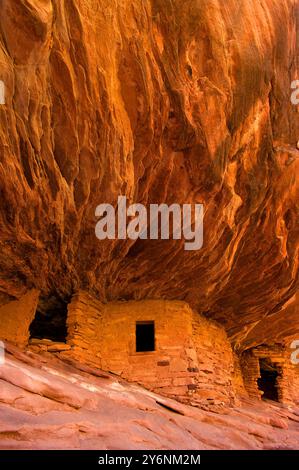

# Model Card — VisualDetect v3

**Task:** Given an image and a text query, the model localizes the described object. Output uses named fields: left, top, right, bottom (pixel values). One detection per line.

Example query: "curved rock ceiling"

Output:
left=0, top=0, right=298, bottom=349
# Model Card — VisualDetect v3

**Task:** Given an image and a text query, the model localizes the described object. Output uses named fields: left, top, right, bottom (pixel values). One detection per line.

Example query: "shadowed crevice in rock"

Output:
left=29, top=296, right=69, bottom=343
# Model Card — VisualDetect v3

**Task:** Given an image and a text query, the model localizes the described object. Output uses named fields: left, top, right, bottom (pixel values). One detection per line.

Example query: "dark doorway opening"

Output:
left=136, top=321, right=155, bottom=352
left=29, top=296, right=68, bottom=342
left=258, top=359, right=280, bottom=402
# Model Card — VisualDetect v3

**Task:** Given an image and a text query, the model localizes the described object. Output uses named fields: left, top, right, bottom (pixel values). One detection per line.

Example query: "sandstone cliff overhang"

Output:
left=0, top=0, right=298, bottom=349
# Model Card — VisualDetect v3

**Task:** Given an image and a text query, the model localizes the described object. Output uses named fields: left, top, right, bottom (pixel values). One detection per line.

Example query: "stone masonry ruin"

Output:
left=0, top=290, right=298, bottom=409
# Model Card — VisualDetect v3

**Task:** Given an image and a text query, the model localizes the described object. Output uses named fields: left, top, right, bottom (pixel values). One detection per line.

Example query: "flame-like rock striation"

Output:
left=0, top=0, right=298, bottom=349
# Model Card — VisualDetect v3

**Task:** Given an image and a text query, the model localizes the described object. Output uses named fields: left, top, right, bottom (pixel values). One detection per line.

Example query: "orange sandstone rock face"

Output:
left=0, top=290, right=39, bottom=347
left=0, top=344, right=299, bottom=450
left=0, top=0, right=298, bottom=351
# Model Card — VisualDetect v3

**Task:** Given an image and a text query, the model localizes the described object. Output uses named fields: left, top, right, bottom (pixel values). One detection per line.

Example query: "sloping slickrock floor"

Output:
left=0, top=344, right=299, bottom=450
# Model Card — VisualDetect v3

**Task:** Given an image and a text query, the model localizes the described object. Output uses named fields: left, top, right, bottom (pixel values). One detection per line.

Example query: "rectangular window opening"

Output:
left=136, top=321, right=155, bottom=352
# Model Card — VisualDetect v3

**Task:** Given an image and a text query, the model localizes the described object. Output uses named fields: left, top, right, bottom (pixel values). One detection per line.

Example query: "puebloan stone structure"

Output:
left=241, top=345, right=299, bottom=406
left=1, top=289, right=298, bottom=409
left=63, top=293, right=236, bottom=407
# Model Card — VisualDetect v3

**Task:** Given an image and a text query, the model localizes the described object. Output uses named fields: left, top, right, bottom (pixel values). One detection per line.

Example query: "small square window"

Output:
left=136, top=321, right=155, bottom=352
